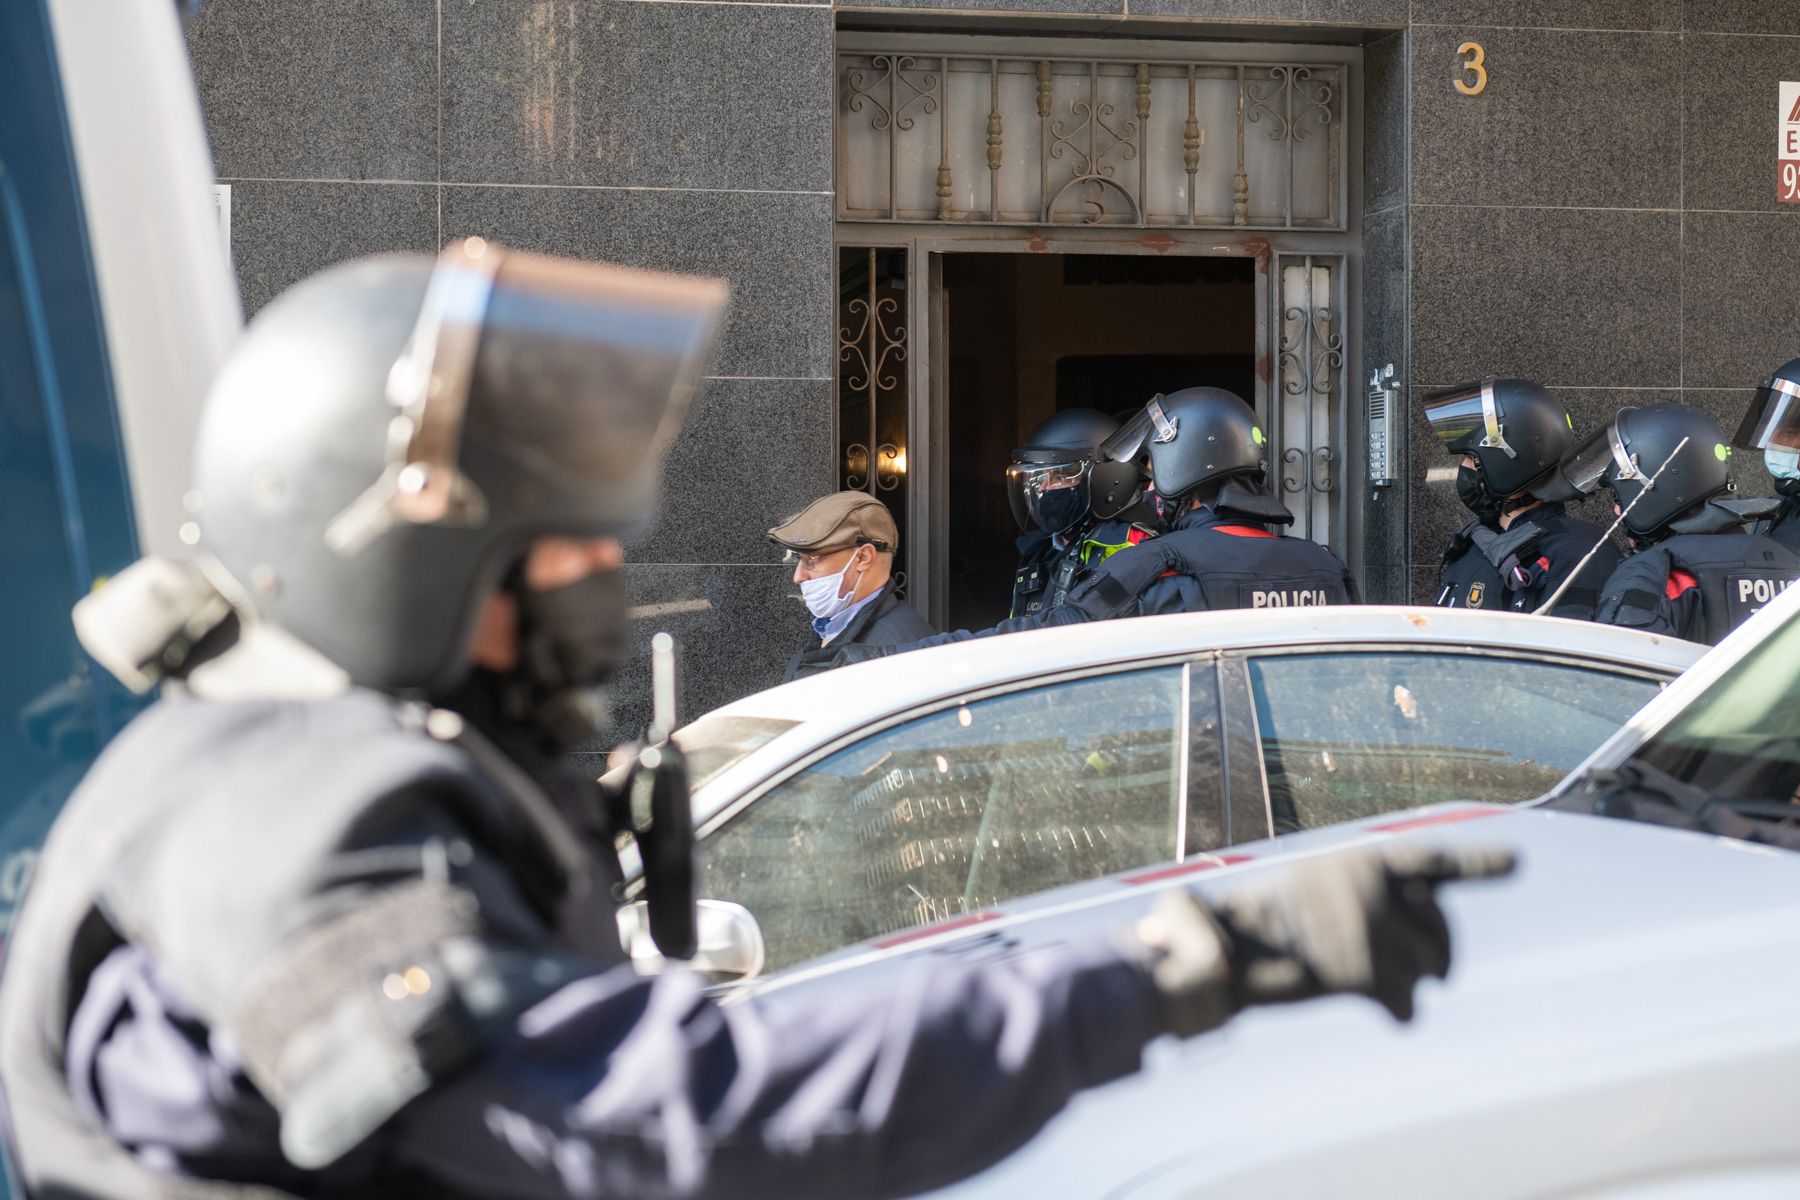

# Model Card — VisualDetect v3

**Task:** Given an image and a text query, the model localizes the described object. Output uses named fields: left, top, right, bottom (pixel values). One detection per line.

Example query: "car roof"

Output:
left=689, top=607, right=1706, bottom=824
left=707, top=606, right=1701, bottom=726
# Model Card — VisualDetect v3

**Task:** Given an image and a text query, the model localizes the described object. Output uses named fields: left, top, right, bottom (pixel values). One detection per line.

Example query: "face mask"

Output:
left=799, top=551, right=867, bottom=621
left=1455, top=463, right=1506, bottom=524
left=1768, top=447, right=1800, bottom=496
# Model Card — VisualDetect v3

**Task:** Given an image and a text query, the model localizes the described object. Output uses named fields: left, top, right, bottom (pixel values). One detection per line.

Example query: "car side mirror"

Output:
left=617, top=897, right=766, bottom=985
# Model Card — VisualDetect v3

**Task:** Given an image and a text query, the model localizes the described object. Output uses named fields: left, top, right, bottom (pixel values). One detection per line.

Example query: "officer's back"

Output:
left=994, top=389, right=1357, bottom=627
left=1570, top=404, right=1800, bottom=644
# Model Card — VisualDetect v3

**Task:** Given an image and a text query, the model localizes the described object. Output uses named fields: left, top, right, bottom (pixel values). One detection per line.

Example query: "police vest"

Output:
left=0, top=691, right=620, bottom=1199
left=1011, top=524, right=1151, bottom=617
left=1435, top=521, right=1535, bottom=610
left=1604, top=532, right=1800, bottom=644
left=1067, top=522, right=1355, bottom=619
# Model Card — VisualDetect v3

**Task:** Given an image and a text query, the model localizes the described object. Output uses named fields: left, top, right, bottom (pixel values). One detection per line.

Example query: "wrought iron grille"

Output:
left=837, top=246, right=910, bottom=597
left=1274, top=254, right=1344, bottom=547
left=837, top=52, right=1345, bottom=230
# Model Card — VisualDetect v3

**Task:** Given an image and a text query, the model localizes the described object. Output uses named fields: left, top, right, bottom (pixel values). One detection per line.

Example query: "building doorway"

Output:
left=941, top=252, right=1256, bottom=630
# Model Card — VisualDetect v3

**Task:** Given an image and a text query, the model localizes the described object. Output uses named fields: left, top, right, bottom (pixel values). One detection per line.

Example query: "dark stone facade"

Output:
left=186, top=0, right=1800, bottom=727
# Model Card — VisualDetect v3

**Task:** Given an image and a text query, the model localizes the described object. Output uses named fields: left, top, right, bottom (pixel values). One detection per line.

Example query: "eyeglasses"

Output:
left=779, top=538, right=889, bottom=572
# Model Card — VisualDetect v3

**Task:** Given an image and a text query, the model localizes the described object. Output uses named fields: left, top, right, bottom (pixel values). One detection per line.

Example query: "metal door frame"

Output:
left=833, top=35, right=1366, bottom=630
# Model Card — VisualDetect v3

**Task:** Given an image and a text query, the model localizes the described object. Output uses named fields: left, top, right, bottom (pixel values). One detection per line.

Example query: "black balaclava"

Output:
left=446, top=566, right=630, bottom=755
left=1455, top=463, right=1508, bottom=525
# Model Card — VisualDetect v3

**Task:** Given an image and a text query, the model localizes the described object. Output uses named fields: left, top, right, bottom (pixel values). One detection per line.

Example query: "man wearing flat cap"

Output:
left=769, top=490, right=933, bottom=680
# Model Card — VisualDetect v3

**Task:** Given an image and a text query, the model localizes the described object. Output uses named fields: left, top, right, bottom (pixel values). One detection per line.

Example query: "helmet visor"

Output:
left=327, top=239, right=729, bottom=555
left=1006, top=460, right=1091, bottom=533
left=1734, top=377, right=1800, bottom=453
left=1536, top=420, right=1629, bottom=502
left=1098, top=395, right=1180, bottom=465
left=1422, top=381, right=1514, bottom=459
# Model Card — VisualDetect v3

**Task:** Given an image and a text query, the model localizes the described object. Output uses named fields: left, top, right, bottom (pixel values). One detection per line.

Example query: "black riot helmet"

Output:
left=1735, top=357, right=1800, bottom=456
left=1005, top=408, right=1120, bottom=534
left=1422, top=378, right=1574, bottom=498
left=1551, top=404, right=1735, bottom=538
left=1101, top=388, right=1266, bottom=503
left=187, top=240, right=728, bottom=696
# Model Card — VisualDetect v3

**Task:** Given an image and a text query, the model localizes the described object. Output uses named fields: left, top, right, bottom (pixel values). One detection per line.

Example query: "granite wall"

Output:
left=186, top=0, right=1800, bottom=732
left=186, top=0, right=839, bottom=742
left=1393, top=0, right=1800, bottom=600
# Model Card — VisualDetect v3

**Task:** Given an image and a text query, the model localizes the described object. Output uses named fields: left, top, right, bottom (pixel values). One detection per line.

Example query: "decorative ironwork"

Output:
left=1233, top=66, right=1249, bottom=226
left=837, top=47, right=1346, bottom=230
left=837, top=247, right=911, bottom=587
left=1274, top=255, right=1344, bottom=547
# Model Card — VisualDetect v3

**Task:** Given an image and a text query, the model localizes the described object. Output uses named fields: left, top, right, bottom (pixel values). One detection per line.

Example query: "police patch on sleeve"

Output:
left=1466, top=581, right=1486, bottom=607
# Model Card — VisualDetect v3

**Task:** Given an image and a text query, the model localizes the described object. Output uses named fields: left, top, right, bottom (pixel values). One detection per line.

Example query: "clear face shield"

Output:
left=1422, top=380, right=1515, bottom=459
left=1734, top=375, right=1800, bottom=454
left=1006, top=456, right=1093, bottom=534
left=326, top=237, right=730, bottom=555
left=1534, top=413, right=1637, bottom=503
left=1098, top=394, right=1180, bottom=467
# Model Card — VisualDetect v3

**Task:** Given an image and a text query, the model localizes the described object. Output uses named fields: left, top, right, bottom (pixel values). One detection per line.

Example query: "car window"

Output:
left=698, top=666, right=1190, bottom=974
left=673, top=714, right=800, bottom=792
left=1628, top=613, right=1800, bottom=806
left=1246, top=652, right=1665, bottom=833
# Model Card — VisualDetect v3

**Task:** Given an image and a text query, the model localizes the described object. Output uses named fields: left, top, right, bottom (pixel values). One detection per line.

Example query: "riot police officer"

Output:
left=0, top=247, right=1509, bottom=1199
left=832, top=388, right=1358, bottom=663
left=1567, top=404, right=1800, bottom=644
left=1734, top=358, right=1800, bottom=552
left=1005, top=409, right=1156, bottom=618
left=1424, top=378, right=1620, bottom=619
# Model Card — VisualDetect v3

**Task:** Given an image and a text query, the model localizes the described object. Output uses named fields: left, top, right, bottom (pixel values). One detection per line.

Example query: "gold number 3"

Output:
left=1456, top=42, right=1487, bottom=95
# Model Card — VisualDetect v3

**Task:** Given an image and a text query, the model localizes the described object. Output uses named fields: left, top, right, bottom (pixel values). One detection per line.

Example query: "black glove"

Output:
left=1139, top=844, right=1516, bottom=1036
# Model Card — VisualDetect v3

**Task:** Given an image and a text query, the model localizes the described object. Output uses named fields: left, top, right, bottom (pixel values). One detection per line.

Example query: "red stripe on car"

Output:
left=1122, top=855, right=1254, bottom=885
left=871, top=912, right=1003, bottom=948
left=1371, top=808, right=1505, bottom=833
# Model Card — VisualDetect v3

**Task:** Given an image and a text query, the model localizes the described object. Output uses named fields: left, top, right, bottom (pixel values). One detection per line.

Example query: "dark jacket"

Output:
left=885, top=500, right=1357, bottom=653
left=1762, top=495, right=1800, bottom=553
left=783, top=580, right=934, bottom=681
left=1595, top=530, right=1800, bottom=644
left=1010, top=519, right=1154, bottom=618
left=1434, top=502, right=1621, bottom=620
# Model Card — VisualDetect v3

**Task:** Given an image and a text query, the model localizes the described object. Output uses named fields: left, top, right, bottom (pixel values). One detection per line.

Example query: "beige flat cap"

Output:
left=767, top=490, right=899, bottom=553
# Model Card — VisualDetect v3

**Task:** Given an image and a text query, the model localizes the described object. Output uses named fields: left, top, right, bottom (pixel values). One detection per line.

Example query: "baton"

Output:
left=1532, top=436, right=1690, bottom=616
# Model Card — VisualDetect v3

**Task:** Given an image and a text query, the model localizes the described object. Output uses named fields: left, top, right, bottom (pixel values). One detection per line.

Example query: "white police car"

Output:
left=638, top=608, right=1701, bottom=977
left=715, top=576, right=1800, bottom=1199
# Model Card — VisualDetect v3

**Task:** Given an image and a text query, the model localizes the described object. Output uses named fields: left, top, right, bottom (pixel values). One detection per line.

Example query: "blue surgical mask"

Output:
left=1767, top=446, right=1800, bottom=482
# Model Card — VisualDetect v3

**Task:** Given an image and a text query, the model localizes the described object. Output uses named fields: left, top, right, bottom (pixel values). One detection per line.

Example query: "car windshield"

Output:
left=1626, top=615, right=1800, bottom=809
left=673, top=714, right=799, bottom=792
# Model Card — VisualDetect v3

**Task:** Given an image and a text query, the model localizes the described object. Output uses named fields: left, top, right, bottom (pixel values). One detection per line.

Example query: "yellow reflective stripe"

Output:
left=1081, top=538, right=1132, bottom=564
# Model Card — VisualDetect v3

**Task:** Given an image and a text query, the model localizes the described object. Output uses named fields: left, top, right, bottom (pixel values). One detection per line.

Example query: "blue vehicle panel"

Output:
left=0, top=0, right=145, bottom=945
